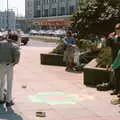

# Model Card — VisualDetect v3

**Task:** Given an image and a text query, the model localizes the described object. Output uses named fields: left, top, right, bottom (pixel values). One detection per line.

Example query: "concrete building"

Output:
left=34, top=0, right=79, bottom=18
left=24, top=0, right=80, bottom=32
left=25, top=0, right=79, bottom=18
left=25, top=0, right=34, bottom=18
left=0, top=10, right=16, bottom=30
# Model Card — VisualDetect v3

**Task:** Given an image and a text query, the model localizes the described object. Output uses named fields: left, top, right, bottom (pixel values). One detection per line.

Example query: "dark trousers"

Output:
left=114, top=69, right=120, bottom=92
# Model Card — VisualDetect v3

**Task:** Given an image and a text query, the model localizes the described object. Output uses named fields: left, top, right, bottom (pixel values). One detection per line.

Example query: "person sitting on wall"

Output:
left=63, top=31, right=81, bottom=72
left=63, top=31, right=76, bottom=45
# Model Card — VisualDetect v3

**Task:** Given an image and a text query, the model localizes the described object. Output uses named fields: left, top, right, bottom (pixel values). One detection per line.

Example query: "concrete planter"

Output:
left=83, top=59, right=111, bottom=87
left=40, top=50, right=99, bottom=67
left=40, top=53, right=66, bottom=66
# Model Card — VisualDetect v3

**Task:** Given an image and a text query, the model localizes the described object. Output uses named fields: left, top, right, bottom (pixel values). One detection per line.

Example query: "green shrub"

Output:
left=96, top=47, right=112, bottom=68
left=51, top=39, right=98, bottom=55
left=76, top=39, right=98, bottom=52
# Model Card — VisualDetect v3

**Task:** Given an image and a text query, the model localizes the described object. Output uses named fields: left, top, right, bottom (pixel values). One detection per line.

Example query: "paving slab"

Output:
left=0, top=44, right=120, bottom=120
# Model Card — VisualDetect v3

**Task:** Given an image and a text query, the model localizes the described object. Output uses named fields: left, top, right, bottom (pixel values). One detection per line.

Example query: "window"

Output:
left=35, top=0, right=40, bottom=5
left=50, top=0, right=56, bottom=3
left=34, top=10, right=41, bottom=17
left=37, top=10, right=41, bottom=17
left=51, top=8, right=56, bottom=16
left=27, top=1, right=32, bottom=7
left=60, top=0, right=65, bottom=2
left=44, top=9, right=49, bottom=17
left=60, top=7, right=65, bottom=16
left=69, top=5, right=75, bottom=15
left=43, top=0, right=49, bottom=4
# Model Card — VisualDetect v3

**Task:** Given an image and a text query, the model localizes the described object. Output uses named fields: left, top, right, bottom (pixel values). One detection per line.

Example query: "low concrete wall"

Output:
left=40, top=53, right=66, bottom=66
left=40, top=51, right=98, bottom=67
left=83, top=59, right=111, bottom=87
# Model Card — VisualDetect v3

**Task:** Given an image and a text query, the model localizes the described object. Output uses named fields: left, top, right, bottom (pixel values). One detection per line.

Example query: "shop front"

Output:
left=16, top=16, right=72, bottom=32
left=39, top=19, right=71, bottom=30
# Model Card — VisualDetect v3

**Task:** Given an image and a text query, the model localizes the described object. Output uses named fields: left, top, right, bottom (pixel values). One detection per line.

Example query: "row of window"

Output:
left=35, top=0, right=72, bottom=5
left=34, top=5, right=75, bottom=17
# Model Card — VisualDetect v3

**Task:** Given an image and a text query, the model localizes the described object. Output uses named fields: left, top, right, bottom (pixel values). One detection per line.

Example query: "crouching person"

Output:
left=0, top=33, right=20, bottom=107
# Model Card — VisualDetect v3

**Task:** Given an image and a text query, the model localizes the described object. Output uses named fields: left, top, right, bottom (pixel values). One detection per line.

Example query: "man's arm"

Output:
left=11, top=43, right=20, bottom=65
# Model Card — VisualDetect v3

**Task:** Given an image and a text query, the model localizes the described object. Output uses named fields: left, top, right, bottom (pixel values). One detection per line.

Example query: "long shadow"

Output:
left=0, top=104, right=24, bottom=120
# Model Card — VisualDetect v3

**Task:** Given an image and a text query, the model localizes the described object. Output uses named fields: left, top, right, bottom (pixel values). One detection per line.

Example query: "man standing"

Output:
left=0, top=33, right=20, bottom=107
left=105, top=23, right=120, bottom=105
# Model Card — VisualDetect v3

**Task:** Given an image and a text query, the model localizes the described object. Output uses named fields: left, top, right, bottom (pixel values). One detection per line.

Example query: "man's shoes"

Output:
left=110, top=90, right=118, bottom=95
left=111, top=97, right=120, bottom=105
left=6, top=101, right=14, bottom=107
left=96, top=83, right=111, bottom=91
left=0, top=100, right=5, bottom=104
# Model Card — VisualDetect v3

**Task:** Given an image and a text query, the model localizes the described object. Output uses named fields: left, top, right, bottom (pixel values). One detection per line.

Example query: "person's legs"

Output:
left=0, top=64, right=6, bottom=103
left=114, top=69, right=120, bottom=93
left=111, top=69, right=120, bottom=105
left=6, top=65, right=14, bottom=104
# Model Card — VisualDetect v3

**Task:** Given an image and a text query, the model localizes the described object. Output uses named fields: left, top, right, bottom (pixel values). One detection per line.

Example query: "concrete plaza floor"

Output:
left=0, top=45, right=120, bottom=120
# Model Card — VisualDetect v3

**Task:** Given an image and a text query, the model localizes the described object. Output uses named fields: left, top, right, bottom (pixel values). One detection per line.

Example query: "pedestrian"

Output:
left=0, top=33, right=20, bottom=107
left=106, top=23, right=120, bottom=105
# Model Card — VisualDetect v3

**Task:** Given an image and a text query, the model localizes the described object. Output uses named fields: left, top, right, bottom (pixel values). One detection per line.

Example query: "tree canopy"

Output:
left=71, top=0, right=120, bottom=38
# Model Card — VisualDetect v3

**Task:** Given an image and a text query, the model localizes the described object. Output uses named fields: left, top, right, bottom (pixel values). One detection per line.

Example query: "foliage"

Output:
left=71, top=0, right=120, bottom=38
left=76, top=39, right=98, bottom=52
left=96, top=47, right=112, bottom=67
left=51, top=43, right=66, bottom=55
left=51, top=39, right=98, bottom=55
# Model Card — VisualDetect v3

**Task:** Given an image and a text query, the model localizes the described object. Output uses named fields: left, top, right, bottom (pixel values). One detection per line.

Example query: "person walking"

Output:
left=0, top=33, right=20, bottom=107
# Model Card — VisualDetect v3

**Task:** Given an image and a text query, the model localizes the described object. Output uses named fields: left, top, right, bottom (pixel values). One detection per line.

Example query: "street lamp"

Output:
left=6, top=0, right=9, bottom=30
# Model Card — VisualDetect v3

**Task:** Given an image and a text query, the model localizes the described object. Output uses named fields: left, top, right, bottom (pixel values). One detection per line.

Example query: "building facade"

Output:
left=34, top=0, right=79, bottom=18
left=24, top=0, right=80, bottom=32
left=0, top=10, right=16, bottom=30
left=25, top=0, right=79, bottom=18
left=25, top=0, right=34, bottom=18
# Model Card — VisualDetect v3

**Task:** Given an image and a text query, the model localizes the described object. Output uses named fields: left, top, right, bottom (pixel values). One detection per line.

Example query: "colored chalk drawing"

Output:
left=28, top=92, right=94, bottom=105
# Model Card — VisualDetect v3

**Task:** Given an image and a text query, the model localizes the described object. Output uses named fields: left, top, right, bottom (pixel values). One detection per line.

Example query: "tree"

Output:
left=71, top=0, right=120, bottom=38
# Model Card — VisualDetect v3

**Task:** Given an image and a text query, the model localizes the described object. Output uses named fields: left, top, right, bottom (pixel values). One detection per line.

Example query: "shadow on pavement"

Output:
left=0, top=105, right=23, bottom=120
left=0, top=112, right=23, bottom=120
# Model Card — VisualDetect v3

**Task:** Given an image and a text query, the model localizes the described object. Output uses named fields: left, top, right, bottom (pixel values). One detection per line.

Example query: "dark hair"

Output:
left=8, top=33, right=18, bottom=41
left=115, top=23, right=120, bottom=30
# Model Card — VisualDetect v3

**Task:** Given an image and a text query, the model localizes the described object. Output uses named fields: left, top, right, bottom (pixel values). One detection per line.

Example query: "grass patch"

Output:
left=30, top=36, right=59, bottom=43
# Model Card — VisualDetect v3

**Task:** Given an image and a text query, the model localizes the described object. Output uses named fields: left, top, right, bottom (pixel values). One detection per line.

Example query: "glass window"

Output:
left=34, top=10, right=41, bottom=17
left=44, top=9, right=49, bottom=17
left=69, top=5, right=75, bottom=14
left=43, top=0, right=49, bottom=4
left=50, top=0, right=56, bottom=3
left=60, top=0, right=65, bottom=2
left=51, top=8, right=56, bottom=16
left=60, top=7, right=65, bottom=16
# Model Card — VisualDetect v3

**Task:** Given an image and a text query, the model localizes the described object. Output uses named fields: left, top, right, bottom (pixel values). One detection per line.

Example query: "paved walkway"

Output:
left=0, top=45, right=120, bottom=120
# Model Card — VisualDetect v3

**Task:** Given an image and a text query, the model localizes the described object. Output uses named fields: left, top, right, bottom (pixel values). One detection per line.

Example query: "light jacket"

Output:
left=0, top=40, right=20, bottom=65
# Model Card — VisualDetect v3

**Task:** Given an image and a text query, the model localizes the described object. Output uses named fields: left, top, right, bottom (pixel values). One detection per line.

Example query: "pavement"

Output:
left=0, top=43, right=120, bottom=120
